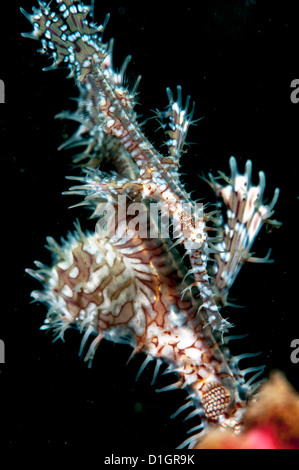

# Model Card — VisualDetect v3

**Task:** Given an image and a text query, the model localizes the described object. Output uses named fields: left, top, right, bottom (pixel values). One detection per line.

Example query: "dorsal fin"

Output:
left=157, top=86, right=195, bottom=175
left=208, top=156, right=280, bottom=305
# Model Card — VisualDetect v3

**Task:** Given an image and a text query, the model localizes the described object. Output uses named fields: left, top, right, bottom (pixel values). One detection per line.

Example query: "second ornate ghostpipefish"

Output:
left=23, top=0, right=280, bottom=448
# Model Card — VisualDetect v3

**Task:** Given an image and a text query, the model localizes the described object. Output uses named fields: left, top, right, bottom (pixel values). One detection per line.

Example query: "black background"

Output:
left=1, top=0, right=299, bottom=452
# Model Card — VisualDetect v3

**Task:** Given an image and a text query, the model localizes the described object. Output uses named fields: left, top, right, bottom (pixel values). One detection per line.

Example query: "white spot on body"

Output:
left=128, top=310, right=146, bottom=336
left=220, top=251, right=231, bottom=263
left=61, top=284, right=73, bottom=298
left=69, top=266, right=79, bottom=278
left=83, top=266, right=109, bottom=294
left=177, top=329, right=197, bottom=349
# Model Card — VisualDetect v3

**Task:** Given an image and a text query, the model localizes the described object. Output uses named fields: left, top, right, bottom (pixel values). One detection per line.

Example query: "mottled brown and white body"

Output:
left=24, top=0, right=280, bottom=448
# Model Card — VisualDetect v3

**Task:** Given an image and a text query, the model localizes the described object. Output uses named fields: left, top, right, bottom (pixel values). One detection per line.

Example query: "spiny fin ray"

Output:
left=207, top=156, right=280, bottom=306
